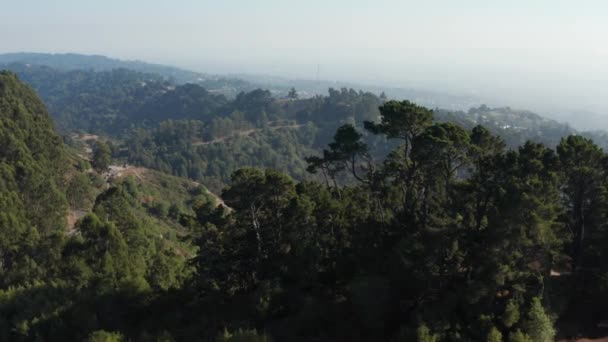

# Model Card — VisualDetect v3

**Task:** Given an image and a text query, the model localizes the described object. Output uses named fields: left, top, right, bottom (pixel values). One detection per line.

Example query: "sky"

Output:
left=2, top=0, right=608, bottom=126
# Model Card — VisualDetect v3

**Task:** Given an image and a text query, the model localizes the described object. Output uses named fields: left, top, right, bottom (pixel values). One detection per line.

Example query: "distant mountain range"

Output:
left=3, top=52, right=606, bottom=147
left=0, top=52, right=485, bottom=109
left=0, top=52, right=204, bottom=82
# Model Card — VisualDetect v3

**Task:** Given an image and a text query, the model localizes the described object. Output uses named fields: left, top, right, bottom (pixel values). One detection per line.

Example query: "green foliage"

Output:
left=508, top=330, right=531, bottom=342
left=434, top=105, right=577, bottom=149
left=85, top=330, right=124, bottom=342
left=417, top=324, right=438, bottom=342
left=0, top=71, right=67, bottom=287
left=66, top=172, right=97, bottom=209
left=217, top=329, right=272, bottom=342
left=523, top=298, right=555, bottom=342
left=7, top=65, right=172, bottom=133
left=92, top=140, right=112, bottom=172
left=502, top=299, right=520, bottom=328
left=147, top=250, right=186, bottom=290
left=364, top=99, right=433, bottom=140
left=187, top=98, right=581, bottom=341
left=2, top=72, right=608, bottom=341
left=487, top=327, right=503, bottom=342
left=123, top=119, right=319, bottom=192
left=135, top=83, right=228, bottom=123
left=287, top=87, right=298, bottom=100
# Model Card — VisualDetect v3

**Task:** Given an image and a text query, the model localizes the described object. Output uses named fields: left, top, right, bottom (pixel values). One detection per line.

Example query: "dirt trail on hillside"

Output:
left=187, top=178, right=228, bottom=209
left=108, top=164, right=229, bottom=209
left=67, top=210, right=87, bottom=234
left=106, top=164, right=147, bottom=181
left=192, top=123, right=304, bottom=146
left=66, top=133, right=231, bottom=234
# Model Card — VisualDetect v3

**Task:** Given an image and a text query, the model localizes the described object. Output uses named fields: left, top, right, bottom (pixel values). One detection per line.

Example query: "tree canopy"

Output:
left=2, top=71, right=608, bottom=341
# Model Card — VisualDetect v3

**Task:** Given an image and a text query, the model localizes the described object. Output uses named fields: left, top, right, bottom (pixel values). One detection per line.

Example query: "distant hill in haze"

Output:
left=0, top=52, right=203, bottom=82
left=0, top=52, right=256, bottom=97
left=3, top=51, right=607, bottom=150
left=234, top=73, right=485, bottom=111
left=6, top=52, right=608, bottom=132
left=0, top=52, right=486, bottom=110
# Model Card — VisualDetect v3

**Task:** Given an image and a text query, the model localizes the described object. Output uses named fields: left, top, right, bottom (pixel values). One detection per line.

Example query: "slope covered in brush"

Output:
left=0, top=71, right=68, bottom=284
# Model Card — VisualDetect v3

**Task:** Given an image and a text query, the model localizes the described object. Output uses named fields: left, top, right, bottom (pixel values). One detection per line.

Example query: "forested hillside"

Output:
left=0, top=71, right=68, bottom=284
left=0, top=72, right=215, bottom=341
left=3, top=66, right=608, bottom=340
left=0, top=61, right=589, bottom=141
left=0, top=52, right=228, bottom=84
left=0, top=72, right=608, bottom=341
left=0, top=53, right=485, bottom=109
left=8, top=60, right=608, bottom=193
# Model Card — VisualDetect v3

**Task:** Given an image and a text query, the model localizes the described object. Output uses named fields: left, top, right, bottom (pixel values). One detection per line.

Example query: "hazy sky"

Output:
left=3, top=0, right=608, bottom=122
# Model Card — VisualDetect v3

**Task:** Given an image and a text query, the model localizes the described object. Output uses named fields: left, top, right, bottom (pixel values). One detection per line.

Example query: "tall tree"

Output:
left=92, top=140, right=112, bottom=172
left=287, top=87, right=298, bottom=100
left=557, top=135, right=607, bottom=273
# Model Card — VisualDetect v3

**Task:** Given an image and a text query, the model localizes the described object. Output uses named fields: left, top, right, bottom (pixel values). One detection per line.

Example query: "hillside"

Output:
left=4, top=68, right=608, bottom=340
left=0, top=71, right=69, bottom=286
left=435, top=105, right=577, bottom=148
left=1, top=63, right=257, bottom=133
left=64, top=129, right=222, bottom=252
left=133, top=83, right=229, bottom=123
left=0, top=73, right=221, bottom=340
left=0, top=53, right=483, bottom=108
left=0, top=52, right=205, bottom=83
left=2, top=57, right=602, bottom=146
left=6, top=61, right=608, bottom=195
left=0, top=53, right=256, bottom=96
left=5, top=0, right=608, bottom=337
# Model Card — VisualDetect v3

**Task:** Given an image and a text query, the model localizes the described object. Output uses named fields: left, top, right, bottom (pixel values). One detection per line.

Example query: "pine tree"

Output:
left=487, top=327, right=503, bottom=342
left=417, top=324, right=438, bottom=342
left=524, top=297, right=555, bottom=342
left=92, top=140, right=112, bottom=172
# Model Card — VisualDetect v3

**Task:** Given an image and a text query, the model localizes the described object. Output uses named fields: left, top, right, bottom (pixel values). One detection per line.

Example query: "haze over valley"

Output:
left=3, top=1, right=608, bottom=130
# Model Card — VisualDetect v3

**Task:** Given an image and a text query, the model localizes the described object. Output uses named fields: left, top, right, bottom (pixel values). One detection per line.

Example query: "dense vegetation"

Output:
left=0, top=72, right=212, bottom=341
left=0, top=52, right=252, bottom=86
left=118, top=87, right=386, bottom=191
left=118, top=86, right=592, bottom=192
left=1, top=62, right=254, bottom=133
left=0, top=71, right=67, bottom=285
left=8, top=61, right=608, bottom=193
left=4, top=67, right=608, bottom=341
